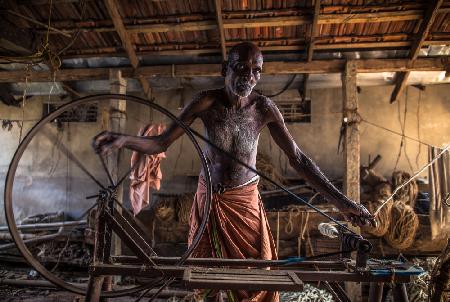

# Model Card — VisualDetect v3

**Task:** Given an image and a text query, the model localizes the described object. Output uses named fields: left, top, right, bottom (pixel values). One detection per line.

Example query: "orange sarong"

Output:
left=188, top=177, right=279, bottom=302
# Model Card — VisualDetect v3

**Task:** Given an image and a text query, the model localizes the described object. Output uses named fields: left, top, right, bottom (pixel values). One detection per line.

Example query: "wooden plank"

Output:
left=108, top=69, right=127, bottom=284
left=307, top=0, right=321, bottom=62
left=390, top=0, right=444, bottom=104
left=0, top=58, right=447, bottom=83
left=18, top=0, right=94, bottom=4
left=60, top=39, right=448, bottom=59
left=410, top=2, right=445, bottom=60
left=301, top=0, right=321, bottom=101
left=184, top=267, right=303, bottom=291
left=104, top=0, right=138, bottom=67
left=42, top=10, right=432, bottom=35
left=104, top=0, right=151, bottom=98
left=91, top=264, right=412, bottom=283
left=341, top=60, right=360, bottom=203
left=127, top=20, right=217, bottom=34
left=341, top=60, right=361, bottom=301
left=318, top=10, right=423, bottom=24
left=214, top=0, right=227, bottom=60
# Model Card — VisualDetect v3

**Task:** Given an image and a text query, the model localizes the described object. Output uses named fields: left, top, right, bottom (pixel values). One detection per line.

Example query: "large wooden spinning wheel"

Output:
left=3, top=94, right=212, bottom=298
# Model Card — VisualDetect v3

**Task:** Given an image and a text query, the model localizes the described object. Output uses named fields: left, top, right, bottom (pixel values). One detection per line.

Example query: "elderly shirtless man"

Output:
left=93, top=42, right=374, bottom=302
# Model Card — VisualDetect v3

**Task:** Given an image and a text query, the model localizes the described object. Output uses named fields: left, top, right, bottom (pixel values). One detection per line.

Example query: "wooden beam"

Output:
left=214, top=0, right=227, bottom=60
left=37, top=9, right=444, bottom=35
left=60, top=37, right=449, bottom=59
left=104, top=0, right=138, bottom=67
left=341, top=60, right=361, bottom=300
left=319, top=10, right=424, bottom=24
left=307, top=0, right=321, bottom=62
left=0, top=58, right=446, bottom=83
left=108, top=69, right=127, bottom=284
left=104, top=0, right=151, bottom=98
left=61, top=82, right=81, bottom=98
left=390, top=0, right=444, bottom=104
left=18, top=0, right=94, bottom=4
left=301, top=0, right=321, bottom=101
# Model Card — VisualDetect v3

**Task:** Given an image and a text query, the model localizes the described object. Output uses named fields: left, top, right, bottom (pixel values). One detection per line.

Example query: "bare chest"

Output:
left=201, top=105, right=263, bottom=156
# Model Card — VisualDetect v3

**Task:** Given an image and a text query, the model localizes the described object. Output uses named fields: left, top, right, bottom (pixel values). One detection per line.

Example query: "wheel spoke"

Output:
left=98, top=153, right=116, bottom=187
left=113, top=154, right=144, bottom=190
left=42, top=128, right=106, bottom=190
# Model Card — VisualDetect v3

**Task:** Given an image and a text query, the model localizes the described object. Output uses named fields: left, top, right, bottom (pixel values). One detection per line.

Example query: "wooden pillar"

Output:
left=101, top=70, right=127, bottom=293
left=341, top=60, right=362, bottom=301
left=110, top=68, right=126, bottom=266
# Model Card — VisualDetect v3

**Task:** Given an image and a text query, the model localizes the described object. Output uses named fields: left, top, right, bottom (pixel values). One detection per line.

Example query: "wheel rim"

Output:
left=4, top=94, right=212, bottom=297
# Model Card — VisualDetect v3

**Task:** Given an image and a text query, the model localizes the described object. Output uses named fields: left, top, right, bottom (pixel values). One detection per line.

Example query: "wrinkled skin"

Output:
left=93, top=42, right=375, bottom=227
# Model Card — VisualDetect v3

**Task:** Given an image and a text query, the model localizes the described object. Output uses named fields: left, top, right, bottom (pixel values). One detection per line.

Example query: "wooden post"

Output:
left=341, top=60, right=361, bottom=301
left=86, top=200, right=109, bottom=302
left=109, top=68, right=127, bottom=275
left=98, top=69, right=127, bottom=295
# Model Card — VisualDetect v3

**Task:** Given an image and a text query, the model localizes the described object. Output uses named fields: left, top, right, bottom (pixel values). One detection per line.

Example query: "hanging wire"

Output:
left=18, top=65, right=31, bottom=143
left=359, top=117, right=437, bottom=148
left=402, top=88, right=415, bottom=173
left=0, top=0, right=61, bottom=71
left=415, top=89, right=422, bottom=169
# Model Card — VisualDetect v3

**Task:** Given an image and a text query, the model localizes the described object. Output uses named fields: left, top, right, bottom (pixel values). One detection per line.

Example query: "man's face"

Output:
left=225, top=47, right=263, bottom=98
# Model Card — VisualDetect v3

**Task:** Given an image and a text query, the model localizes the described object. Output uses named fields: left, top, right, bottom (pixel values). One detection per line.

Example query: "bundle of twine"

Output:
left=363, top=198, right=393, bottom=237
left=362, top=182, right=393, bottom=237
left=392, top=171, right=419, bottom=208
left=384, top=201, right=419, bottom=250
left=155, top=198, right=176, bottom=221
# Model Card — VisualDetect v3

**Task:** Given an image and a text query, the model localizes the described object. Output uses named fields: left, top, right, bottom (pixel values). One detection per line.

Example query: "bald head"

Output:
left=227, top=42, right=263, bottom=64
left=222, top=42, right=263, bottom=98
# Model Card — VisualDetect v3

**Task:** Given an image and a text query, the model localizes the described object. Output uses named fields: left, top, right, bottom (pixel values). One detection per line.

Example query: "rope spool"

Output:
left=155, top=198, right=176, bottom=222
left=363, top=199, right=393, bottom=237
left=392, top=171, right=418, bottom=208
left=372, top=182, right=392, bottom=201
left=384, top=201, right=419, bottom=250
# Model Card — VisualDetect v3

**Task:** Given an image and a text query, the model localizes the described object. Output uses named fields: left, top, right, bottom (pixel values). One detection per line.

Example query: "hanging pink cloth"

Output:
left=129, top=123, right=166, bottom=215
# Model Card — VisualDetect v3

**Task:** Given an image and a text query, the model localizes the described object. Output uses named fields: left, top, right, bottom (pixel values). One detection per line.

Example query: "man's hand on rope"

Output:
left=92, top=131, right=126, bottom=155
left=339, top=202, right=376, bottom=228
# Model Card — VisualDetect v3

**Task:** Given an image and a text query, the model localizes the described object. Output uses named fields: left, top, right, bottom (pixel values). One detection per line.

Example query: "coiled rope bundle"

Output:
left=384, top=201, right=419, bottom=250
left=363, top=198, right=393, bottom=237
left=392, top=171, right=418, bottom=207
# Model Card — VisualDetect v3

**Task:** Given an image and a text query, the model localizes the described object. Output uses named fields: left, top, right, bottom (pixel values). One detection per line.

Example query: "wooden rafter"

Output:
left=390, top=0, right=444, bottom=103
left=214, top=0, right=227, bottom=60
left=104, top=0, right=151, bottom=98
left=301, top=0, right=321, bottom=101
left=36, top=9, right=447, bottom=35
left=0, top=58, right=447, bottom=83
left=58, top=37, right=450, bottom=59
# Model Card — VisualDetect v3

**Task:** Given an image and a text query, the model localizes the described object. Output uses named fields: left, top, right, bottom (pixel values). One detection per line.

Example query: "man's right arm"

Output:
left=93, top=91, right=212, bottom=155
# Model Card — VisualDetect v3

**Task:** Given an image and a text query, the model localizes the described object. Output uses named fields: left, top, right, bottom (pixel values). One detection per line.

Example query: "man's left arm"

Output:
left=264, top=99, right=374, bottom=227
